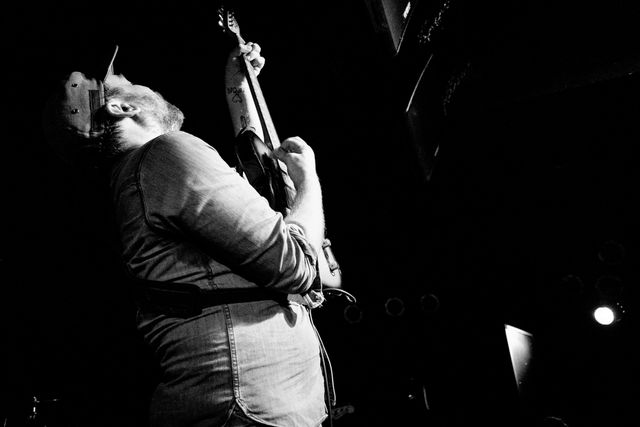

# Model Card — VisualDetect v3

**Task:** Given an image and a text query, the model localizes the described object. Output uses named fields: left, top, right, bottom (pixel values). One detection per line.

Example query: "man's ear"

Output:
left=105, top=99, right=141, bottom=118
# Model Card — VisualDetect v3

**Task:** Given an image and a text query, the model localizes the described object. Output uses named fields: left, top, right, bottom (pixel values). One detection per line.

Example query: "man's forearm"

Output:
left=285, top=176, right=325, bottom=254
left=225, top=66, right=264, bottom=139
left=225, top=46, right=324, bottom=254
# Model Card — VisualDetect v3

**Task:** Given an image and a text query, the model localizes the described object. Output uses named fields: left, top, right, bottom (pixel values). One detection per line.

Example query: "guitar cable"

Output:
left=309, top=288, right=357, bottom=427
left=309, top=310, right=336, bottom=427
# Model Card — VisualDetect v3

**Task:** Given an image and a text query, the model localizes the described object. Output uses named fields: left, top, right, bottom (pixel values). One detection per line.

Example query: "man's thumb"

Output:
left=272, top=146, right=286, bottom=160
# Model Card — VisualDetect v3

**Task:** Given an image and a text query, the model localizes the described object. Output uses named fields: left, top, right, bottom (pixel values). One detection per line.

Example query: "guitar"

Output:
left=218, top=6, right=342, bottom=288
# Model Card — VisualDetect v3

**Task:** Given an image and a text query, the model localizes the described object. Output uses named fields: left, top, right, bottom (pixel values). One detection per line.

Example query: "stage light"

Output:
left=592, top=274, right=625, bottom=326
left=504, top=325, right=533, bottom=394
left=592, top=302, right=625, bottom=326
left=559, top=274, right=584, bottom=296
left=343, top=304, right=364, bottom=324
left=594, top=275, right=623, bottom=299
left=419, top=293, right=440, bottom=314
left=597, top=240, right=625, bottom=266
left=384, top=297, right=405, bottom=317
left=593, top=306, right=615, bottom=325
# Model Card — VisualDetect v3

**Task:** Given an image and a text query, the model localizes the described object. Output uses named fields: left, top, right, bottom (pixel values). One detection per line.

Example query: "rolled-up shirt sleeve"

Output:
left=137, top=131, right=318, bottom=294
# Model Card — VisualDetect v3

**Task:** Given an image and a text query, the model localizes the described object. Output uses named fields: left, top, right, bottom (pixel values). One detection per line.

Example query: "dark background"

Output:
left=2, top=1, right=639, bottom=426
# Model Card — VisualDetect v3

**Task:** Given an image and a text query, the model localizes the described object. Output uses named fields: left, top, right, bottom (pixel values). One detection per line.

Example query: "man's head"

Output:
left=43, top=46, right=184, bottom=166
left=104, top=82, right=184, bottom=138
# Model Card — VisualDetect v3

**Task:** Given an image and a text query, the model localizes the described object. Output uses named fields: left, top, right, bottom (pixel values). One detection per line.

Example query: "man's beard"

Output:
left=151, top=96, right=185, bottom=133
left=105, top=85, right=185, bottom=133
left=99, top=86, right=186, bottom=163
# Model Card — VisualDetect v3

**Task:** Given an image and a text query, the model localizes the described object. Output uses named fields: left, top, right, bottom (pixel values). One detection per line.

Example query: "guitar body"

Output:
left=219, top=7, right=342, bottom=288
left=235, top=129, right=291, bottom=216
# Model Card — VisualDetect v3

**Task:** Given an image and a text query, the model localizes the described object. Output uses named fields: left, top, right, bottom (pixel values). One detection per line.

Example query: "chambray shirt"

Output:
left=109, top=131, right=327, bottom=427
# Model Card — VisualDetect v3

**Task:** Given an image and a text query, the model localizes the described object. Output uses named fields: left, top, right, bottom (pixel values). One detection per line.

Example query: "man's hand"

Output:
left=226, top=42, right=266, bottom=78
left=273, top=137, right=318, bottom=189
left=275, top=136, right=325, bottom=252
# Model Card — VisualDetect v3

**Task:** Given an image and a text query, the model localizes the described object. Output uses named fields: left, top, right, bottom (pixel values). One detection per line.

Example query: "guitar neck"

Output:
left=239, top=38, right=280, bottom=151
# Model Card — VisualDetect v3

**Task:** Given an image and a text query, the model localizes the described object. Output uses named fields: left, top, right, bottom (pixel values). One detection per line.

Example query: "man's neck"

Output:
left=118, top=119, right=165, bottom=150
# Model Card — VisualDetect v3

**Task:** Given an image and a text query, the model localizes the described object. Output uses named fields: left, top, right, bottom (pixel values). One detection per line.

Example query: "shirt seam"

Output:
left=134, top=137, right=162, bottom=237
left=222, top=304, right=241, bottom=402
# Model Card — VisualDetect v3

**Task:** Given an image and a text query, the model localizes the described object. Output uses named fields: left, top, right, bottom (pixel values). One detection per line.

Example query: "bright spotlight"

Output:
left=593, top=302, right=626, bottom=326
left=593, top=306, right=616, bottom=325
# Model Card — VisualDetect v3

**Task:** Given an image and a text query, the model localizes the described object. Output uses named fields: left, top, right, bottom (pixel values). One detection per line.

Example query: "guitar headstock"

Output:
left=217, top=5, right=243, bottom=42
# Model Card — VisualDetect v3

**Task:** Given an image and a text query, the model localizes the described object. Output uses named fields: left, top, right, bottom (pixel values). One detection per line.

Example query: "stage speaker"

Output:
left=364, top=0, right=418, bottom=54
left=404, top=54, right=440, bottom=182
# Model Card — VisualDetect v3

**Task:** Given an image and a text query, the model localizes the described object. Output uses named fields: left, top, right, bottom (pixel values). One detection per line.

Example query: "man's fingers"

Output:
left=280, top=137, right=308, bottom=153
left=240, top=42, right=265, bottom=74
left=248, top=42, right=261, bottom=53
left=246, top=51, right=262, bottom=62
left=251, top=57, right=265, bottom=75
left=244, top=42, right=262, bottom=60
left=273, top=146, right=285, bottom=159
left=273, top=146, right=300, bottom=162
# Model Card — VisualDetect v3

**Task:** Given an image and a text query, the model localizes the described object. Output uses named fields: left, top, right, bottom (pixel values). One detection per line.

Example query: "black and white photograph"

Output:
left=3, top=1, right=639, bottom=426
